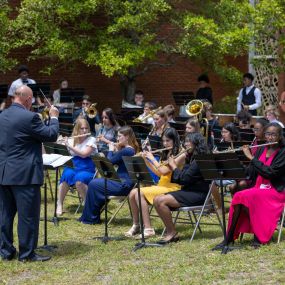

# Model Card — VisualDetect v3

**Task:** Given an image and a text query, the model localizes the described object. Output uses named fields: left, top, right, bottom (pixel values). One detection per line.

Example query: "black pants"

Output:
left=0, top=185, right=41, bottom=259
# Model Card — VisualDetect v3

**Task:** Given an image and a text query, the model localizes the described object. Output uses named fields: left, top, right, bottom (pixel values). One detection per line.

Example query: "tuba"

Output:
left=86, top=103, right=98, bottom=119
left=185, top=99, right=209, bottom=143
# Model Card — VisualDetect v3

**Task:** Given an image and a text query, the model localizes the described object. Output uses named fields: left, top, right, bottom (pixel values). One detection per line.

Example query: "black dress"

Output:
left=169, top=160, right=210, bottom=207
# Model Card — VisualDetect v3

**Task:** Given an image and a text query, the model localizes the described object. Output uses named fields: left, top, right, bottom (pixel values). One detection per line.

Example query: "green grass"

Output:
left=1, top=183, right=285, bottom=285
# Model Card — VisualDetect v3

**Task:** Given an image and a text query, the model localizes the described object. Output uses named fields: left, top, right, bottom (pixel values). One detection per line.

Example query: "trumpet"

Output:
left=160, top=146, right=192, bottom=166
left=214, top=142, right=278, bottom=153
left=133, top=106, right=162, bottom=123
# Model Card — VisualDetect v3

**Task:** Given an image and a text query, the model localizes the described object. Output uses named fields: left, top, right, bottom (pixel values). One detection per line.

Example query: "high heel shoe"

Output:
left=157, top=233, right=179, bottom=244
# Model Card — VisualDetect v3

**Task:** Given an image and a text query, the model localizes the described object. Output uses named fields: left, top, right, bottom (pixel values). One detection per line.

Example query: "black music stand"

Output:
left=123, top=156, right=164, bottom=251
left=172, top=91, right=195, bottom=106
left=92, top=155, right=123, bottom=243
left=43, top=142, right=72, bottom=225
left=60, top=88, right=85, bottom=104
left=37, top=183, right=57, bottom=252
left=195, top=152, right=246, bottom=254
left=28, top=83, right=51, bottom=99
left=0, top=84, right=8, bottom=100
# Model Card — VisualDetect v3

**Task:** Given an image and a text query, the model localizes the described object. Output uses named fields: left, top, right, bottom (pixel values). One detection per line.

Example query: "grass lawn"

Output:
left=1, top=182, right=285, bottom=285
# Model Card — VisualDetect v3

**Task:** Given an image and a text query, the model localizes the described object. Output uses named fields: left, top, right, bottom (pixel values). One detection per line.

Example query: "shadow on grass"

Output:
left=44, top=240, right=95, bottom=258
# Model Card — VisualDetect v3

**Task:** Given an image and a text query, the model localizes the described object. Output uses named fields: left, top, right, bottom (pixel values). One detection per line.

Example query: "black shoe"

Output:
left=212, top=240, right=226, bottom=251
left=1, top=251, right=16, bottom=261
left=157, top=233, right=179, bottom=245
left=19, top=253, right=51, bottom=263
left=251, top=235, right=261, bottom=249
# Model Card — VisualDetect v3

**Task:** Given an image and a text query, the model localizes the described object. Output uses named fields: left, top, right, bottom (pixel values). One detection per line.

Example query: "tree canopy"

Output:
left=8, top=0, right=256, bottom=101
left=0, top=0, right=17, bottom=72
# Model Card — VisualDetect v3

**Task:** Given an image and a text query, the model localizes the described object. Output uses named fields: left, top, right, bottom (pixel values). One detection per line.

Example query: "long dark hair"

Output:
left=223, top=122, right=240, bottom=141
left=184, top=132, right=208, bottom=156
left=160, top=128, right=180, bottom=161
left=102, top=108, right=119, bottom=128
left=263, top=122, right=285, bottom=147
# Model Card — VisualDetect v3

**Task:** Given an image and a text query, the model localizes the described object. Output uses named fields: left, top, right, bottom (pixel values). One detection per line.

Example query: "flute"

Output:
left=160, top=146, right=192, bottom=166
left=135, top=146, right=172, bottom=156
left=216, top=142, right=278, bottom=153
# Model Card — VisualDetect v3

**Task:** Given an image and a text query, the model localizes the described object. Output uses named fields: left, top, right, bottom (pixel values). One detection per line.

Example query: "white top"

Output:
left=67, top=136, right=98, bottom=156
left=8, top=78, right=36, bottom=96
left=270, top=119, right=285, bottom=128
left=237, top=84, right=262, bottom=112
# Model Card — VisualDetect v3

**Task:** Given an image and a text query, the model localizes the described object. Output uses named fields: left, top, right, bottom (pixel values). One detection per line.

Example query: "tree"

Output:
left=12, top=0, right=253, bottom=103
left=0, top=0, right=17, bottom=72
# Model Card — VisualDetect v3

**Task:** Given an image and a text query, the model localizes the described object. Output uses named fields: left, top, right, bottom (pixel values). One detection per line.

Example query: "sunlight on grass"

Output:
left=1, top=179, right=285, bottom=285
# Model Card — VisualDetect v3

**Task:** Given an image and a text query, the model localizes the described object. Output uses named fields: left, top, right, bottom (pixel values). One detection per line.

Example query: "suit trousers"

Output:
left=0, top=185, right=41, bottom=260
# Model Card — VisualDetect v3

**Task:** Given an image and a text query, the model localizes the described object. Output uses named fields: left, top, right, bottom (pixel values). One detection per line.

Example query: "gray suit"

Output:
left=0, top=103, right=59, bottom=260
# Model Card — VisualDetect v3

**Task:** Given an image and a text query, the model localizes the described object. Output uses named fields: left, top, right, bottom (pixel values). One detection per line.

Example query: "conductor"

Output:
left=0, top=85, right=59, bottom=262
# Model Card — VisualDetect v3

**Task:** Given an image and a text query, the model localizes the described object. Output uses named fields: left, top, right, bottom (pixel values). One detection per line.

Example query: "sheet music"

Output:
left=42, top=153, right=72, bottom=168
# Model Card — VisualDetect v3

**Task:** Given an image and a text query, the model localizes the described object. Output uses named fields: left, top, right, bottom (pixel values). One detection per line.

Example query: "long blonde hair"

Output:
left=72, top=118, right=91, bottom=146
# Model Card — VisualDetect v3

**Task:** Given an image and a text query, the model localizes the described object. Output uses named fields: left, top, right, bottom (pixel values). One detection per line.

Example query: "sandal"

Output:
left=136, top=228, right=156, bottom=239
left=124, top=224, right=140, bottom=237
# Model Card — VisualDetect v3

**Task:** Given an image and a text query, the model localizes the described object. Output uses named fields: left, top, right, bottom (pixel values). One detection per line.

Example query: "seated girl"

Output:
left=57, top=118, right=97, bottom=215
left=125, top=128, right=185, bottom=238
left=215, top=122, right=285, bottom=251
left=153, top=132, right=210, bottom=243
left=96, top=108, right=119, bottom=155
left=79, top=126, right=139, bottom=224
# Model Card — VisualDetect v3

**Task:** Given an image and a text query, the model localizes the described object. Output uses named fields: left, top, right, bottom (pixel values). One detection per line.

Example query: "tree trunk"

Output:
left=119, top=68, right=137, bottom=104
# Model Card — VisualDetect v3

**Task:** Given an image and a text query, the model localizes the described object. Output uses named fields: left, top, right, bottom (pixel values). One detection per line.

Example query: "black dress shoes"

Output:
left=1, top=251, right=17, bottom=261
left=19, top=253, right=51, bottom=263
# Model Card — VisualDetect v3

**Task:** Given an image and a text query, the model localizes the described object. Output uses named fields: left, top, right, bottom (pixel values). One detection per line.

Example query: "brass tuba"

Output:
left=86, top=103, right=98, bottom=119
left=185, top=99, right=209, bottom=143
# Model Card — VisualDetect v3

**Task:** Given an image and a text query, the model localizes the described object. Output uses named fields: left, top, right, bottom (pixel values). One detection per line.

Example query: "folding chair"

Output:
left=277, top=205, right=285, bottom=244
left=161, top=181, right=223, bottom=242
left=106, top=195, right=132, bottom=226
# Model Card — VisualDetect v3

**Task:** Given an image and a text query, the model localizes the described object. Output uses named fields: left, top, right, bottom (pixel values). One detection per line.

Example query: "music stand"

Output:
left=148, top=135, right=162, bottom=151
left=172, top=91, right=195, bottom=106
left=60, top=88, right=85, bottom=104
left=28, top=83, right=51, bottom=98
left=123, top=156, right=164, bottom=251
left=92, top=155, right=123, bottom=243
left=0, top=84, right=8, bottom=100
left=43, top=142, right=72, bottom=225
left=195, top=152, right=246, bottom=254
left=37, top=182, right=57, bottom=252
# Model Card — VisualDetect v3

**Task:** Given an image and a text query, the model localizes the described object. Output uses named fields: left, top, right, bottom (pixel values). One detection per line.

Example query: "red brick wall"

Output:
left=4, top=0, right=248, bottom=114
left=1, top=56, right=248, bottom=114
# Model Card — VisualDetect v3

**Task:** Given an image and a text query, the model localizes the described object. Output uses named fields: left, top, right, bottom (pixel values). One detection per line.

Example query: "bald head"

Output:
left=14, top=85, right=33, bottom=109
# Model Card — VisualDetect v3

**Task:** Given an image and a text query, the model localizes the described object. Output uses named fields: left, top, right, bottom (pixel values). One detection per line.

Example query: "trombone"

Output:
left=133, top=106, right=162, bottom=123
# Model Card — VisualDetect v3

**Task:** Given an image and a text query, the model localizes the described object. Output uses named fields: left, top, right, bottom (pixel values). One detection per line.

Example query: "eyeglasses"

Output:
left=252, top=128, right=261, bottom=132
left=264, top=132, right=278, bottom=138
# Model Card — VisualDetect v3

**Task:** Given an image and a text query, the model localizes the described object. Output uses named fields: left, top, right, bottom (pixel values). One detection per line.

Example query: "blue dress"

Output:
left=60, top=136, right=97, bottom=186
left=79, top=147, right=135, bottom=224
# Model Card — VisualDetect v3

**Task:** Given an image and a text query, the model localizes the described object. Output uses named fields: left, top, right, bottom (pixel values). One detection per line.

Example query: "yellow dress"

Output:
left=141, top=172, right=181, bottom=205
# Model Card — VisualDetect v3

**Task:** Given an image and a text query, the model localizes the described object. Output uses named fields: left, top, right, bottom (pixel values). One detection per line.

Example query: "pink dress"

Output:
left=227, top=147, right=285, bottom=243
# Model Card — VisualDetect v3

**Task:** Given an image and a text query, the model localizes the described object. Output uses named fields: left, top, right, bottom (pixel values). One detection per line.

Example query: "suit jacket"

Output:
left=0, top=103, right=59, bottom=185
left=247, top=146, right=285, bottom=192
